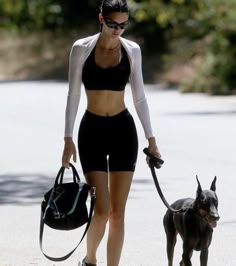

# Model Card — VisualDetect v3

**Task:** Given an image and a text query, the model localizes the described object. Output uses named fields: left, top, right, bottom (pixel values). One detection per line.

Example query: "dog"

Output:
left=163, top=176, right=219, bottom=266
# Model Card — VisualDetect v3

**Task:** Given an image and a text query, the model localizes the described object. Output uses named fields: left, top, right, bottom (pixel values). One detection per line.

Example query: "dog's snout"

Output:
left=209, top=205, right=219, bottom=220
left=210, top=212, right=220, bottom=221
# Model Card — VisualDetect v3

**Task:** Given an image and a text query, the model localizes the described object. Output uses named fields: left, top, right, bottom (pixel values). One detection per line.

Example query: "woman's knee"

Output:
left=109, top=209, right=125, bottom=226
left=94, top=208, right=110, bottom=224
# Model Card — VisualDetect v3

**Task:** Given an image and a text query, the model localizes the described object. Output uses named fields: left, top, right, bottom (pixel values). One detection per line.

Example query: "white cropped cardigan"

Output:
left=64, top=33, right=154, bottom=139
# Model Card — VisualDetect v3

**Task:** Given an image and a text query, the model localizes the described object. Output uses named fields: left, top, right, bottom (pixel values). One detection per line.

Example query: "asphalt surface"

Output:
left=1, top=81, right=236, bottom=265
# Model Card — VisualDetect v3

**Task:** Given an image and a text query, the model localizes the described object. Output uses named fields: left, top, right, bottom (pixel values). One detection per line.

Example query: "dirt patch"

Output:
left=158, top=57, right=202, bottom=88
left=0, top=31, right=81, bottom=81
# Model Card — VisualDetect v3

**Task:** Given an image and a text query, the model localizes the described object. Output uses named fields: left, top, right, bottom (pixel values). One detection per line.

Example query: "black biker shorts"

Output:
left=78, top=109, right=138, bottom=174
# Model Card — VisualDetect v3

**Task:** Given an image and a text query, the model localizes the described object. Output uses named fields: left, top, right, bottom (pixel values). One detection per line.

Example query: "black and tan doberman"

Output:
left=163, top=176, right=220, bottom=266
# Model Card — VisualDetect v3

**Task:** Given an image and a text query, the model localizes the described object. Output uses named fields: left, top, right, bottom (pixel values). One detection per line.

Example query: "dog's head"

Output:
left=194, top=176, right=220, bottom=229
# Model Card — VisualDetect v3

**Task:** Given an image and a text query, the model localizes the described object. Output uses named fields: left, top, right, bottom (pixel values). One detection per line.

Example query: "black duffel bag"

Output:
left=39, top=163, right=96, bottom=261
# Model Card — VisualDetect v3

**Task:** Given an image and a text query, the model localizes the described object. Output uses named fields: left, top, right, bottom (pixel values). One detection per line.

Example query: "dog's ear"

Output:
left=196, top=175, right=202, bottom=198
left=210, top=176, right=217, bottom=192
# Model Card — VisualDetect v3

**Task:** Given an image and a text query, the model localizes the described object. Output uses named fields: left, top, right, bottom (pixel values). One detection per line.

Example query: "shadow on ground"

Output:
left=0, top=174, right=153, bottom=205
left=0, top=174, right=54, bottom=205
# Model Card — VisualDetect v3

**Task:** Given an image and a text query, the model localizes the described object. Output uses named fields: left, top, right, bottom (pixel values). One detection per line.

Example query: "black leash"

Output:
left=143, top=148, right=186, bottom=213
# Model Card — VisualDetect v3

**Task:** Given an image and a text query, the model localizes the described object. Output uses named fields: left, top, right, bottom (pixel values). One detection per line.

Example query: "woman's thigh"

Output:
left=78, top=112, right=108, bottom=173
left=109, top=171, right=134, bottom=214
left=85, top=171, right=110, bottom=215
left=108, top=110, right=138, bottom=172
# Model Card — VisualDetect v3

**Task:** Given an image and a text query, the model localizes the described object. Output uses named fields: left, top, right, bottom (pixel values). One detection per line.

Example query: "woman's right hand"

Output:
left=62, top=137, right=77, bottom=168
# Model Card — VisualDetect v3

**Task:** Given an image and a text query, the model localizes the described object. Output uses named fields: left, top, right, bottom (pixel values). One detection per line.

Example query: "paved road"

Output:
left=1, top=81, right=236, bottom=265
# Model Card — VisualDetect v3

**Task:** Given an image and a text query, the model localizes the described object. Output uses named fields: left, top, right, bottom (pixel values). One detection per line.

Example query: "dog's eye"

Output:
left=200, top=196, right=207, bottom=203
left=201, top=199, right=208, bottom=206
left=213, top=199, right=218, bottom=207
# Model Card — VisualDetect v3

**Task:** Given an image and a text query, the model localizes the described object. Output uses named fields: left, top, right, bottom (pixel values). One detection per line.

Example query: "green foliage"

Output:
left=130, top=0, right=236, bottom=94
left=0, top=0, right=97, bottom=31
left=179, top=0, right=236, bottom=94
left=1, top=0, right=236, bottom=94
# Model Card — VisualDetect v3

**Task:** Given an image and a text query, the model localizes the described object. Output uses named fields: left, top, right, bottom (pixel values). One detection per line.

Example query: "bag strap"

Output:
left=39, top=190, right=96, bottom=262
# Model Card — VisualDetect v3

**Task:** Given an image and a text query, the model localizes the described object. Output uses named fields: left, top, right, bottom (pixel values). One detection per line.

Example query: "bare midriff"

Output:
left=85, top=89, right=126, bottom=116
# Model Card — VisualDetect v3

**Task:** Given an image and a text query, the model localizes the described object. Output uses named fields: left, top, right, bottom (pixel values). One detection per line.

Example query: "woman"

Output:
left=62, top=0, right=161, bottom=265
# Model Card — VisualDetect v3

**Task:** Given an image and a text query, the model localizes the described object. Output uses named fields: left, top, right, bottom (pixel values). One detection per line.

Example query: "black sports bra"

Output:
left=82, top=45, right=131, bottom=91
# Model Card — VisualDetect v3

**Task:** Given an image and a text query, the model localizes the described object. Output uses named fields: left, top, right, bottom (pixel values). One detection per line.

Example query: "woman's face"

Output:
left=100, top=12, right=129, bottom=38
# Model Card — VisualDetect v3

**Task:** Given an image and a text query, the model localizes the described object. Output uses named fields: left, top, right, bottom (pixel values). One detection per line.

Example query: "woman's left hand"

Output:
left=147, top=137, right=161, bottom=158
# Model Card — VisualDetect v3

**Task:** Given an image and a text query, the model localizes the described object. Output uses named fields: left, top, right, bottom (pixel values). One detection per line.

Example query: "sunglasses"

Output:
left=104, top=18, right=129, bottom=30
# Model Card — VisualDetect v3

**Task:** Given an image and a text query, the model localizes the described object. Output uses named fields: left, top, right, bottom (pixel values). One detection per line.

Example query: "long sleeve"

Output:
left=64, top=44, right=84, bottom=137
left=129, top=45, right=154, bottom=139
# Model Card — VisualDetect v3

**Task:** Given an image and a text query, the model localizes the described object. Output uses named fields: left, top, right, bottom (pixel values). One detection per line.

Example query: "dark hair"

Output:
left=100, top=0, right=129, bottom=17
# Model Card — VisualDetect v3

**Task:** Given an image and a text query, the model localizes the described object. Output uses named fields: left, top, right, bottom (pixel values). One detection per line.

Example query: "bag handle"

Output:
left=55, top=163, right=81, bottom=186
left=39, top=186, right=96, bottom=261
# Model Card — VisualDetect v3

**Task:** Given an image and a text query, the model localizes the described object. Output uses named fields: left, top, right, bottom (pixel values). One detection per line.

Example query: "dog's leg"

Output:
left=166, top=230, right=177, bottom=266
left=200, top=248, right=208, bottom=266
left=181, top=241, right=193, bottom=266
left=163, top=212, right=177, bottom=266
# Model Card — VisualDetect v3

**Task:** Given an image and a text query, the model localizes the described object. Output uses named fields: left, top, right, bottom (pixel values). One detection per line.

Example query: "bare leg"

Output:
left=84, top=171, right=110, bottom=265
left=107, top=171, right=134, bottom=266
